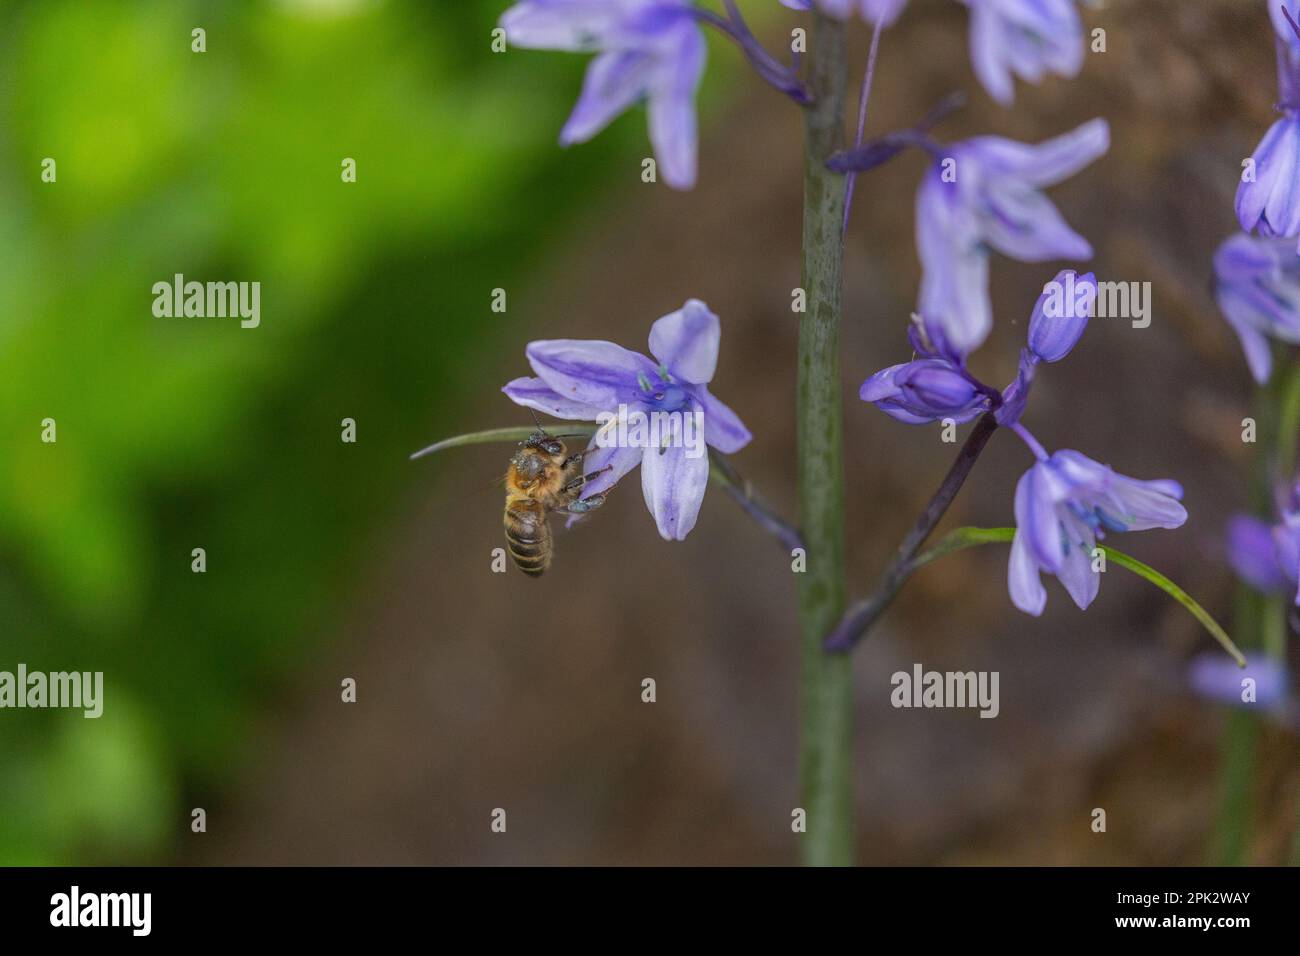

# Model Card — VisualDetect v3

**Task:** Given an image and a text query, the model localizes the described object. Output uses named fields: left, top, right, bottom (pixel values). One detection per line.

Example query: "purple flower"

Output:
left=1189, top=653, right=1289, bottom=710
left=1236, top=13, right=1300, bottom=243
left=787, top=1, right=1088, bottom=101
left=1026, top=269, right=1095, bottom=363
left=865, top=270, right=1094, bottom=428
left=861, top=310, right=993, bottom=423
left=1273, top=3, right=1300, bottom=55
left=994, top=269, right=1095, bottom=426
left=501, top=0, right=705, bottom=189
left=916, top=119, right=1109, bottom=353
left=1226, top=485, right=1300, bottom=605
left=966, top=0, right=1085, bottom=107
left=502, top=299, right=751, bottom=540
left=1235, top=114, right=1300, bottom=245
left=860, top=358, right=990, bottom=424
left=1213, top=232, right=1300, bottom=384
left=1008, top=449, right=1187, bottom=615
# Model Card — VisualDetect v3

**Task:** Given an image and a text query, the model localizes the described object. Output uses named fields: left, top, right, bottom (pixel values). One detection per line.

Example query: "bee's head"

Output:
left=514, top=432, right=565, bottom=479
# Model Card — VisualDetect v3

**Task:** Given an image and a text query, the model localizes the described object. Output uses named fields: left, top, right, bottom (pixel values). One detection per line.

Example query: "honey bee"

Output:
left=503, top=424, right=610, bottom=576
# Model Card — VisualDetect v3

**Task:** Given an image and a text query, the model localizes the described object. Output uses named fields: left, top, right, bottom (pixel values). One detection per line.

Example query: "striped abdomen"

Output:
left=504, top=498, right=552, bottom=576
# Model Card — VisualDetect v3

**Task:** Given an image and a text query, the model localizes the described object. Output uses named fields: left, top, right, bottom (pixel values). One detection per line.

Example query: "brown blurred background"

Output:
left=0, top=0, right=1275, bottom=866
left=163, top=1, right=1299, bottom=865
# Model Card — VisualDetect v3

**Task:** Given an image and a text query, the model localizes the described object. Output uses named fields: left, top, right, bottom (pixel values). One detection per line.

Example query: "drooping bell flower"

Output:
left=501, top=0, right=706, bottom=189
left=1008, top=448, right=1187, bottom=615
left=503, top=300, right=751, bottom=540
left=916, top=119, right=1108, bottom=353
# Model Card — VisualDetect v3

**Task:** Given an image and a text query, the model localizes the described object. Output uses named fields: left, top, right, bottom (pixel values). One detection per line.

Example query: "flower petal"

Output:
left=641, top=438, right=710, bottom=540
left=968, top=0, right=1015, bottom=106
left=1189, top=653, right=1289, bottom=709
left=860, top=0, right=908, bottom=28
left=1216, top=283, right=1277, bottom=384
left=1237, top=117, right=1300, bottom=237
left=646, top=23, right=705, bottom=190
left=916, top=168, right=993, bottom=353
left=693, top=388, right=751, bottom=453
left=1262, top=118, right=1300, bottom=237
left=968, top=119, right=1110, bottom=188
left=1015, top=463, right=1063, bottom=572
left=648, top=298, right=719, bottom=384
left=1226, top=514, right=1290, bottom=593
left=1027, top=270, right=1094, bottom=362
left=526, top=338, right=654, bottom=408
left=978, top=176, right=1093, bottom=262
left=1008, top=523, right=1047, bottom=615
left=1055, top=510, right=1100, bottom=610
left=500, top=1, right=630, bottom=51
left=560, top=49, right=657, bottom=146
left=576, top=441, right=643, bottom=499
left=967, top=0, right=1084, bottom=106
left=1272, top=519, right=1300, bottom=601
left=894, top=359, right=982, bottom=413
left=502, top=376, right=606, bottom=419
left=1213, top=232, right=1300, bottom=383
left=1102, top=478, right=1188, bottom=531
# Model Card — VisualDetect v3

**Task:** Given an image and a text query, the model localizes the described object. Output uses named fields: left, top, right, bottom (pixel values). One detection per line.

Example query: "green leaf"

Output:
left=408, top=424, right=597, bottom=460
left=912, top=527, right=1246, bottom=667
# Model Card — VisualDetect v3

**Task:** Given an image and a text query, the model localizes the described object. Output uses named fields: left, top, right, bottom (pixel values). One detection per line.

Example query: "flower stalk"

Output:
left=825, top=412, right=999, bottom=652
left=796, top=10, right=853, bottom=867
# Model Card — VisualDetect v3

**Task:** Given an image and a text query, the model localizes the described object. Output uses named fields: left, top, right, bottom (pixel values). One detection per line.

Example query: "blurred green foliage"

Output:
left=0, top=0, right=648, bottom=863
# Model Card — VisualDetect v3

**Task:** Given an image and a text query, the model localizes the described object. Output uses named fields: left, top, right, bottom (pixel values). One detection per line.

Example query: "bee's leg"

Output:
left=561, top=464, right=612, bottom=494
left=560, top=494, right=606, bottom=515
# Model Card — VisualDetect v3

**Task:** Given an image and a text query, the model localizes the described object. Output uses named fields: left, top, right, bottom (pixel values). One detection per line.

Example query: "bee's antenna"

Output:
left=527, top=407, right=549, bottom=435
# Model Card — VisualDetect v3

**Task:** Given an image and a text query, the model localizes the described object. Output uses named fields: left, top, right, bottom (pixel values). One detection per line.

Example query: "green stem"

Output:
left=1214, top=354, right=1299, bottom=863
left=907, top=527, right=1245, bottom=666
left=796, top=11, right=852, bottom=867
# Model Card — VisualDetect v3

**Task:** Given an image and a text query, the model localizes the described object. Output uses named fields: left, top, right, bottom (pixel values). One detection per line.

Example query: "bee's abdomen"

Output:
left=504, top=499, right=551, bottom=576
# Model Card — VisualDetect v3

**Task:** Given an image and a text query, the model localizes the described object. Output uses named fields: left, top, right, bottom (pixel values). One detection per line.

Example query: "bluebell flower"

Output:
left=966, top=0, right=1085, bottom=106
left=916, top=119, right=1109, bottom=353
left=1189, top=653, right=1289, bottom=711
left=1026, top=269, right=1095, bottom=363
left=501, top=0, right=706, bottom=189
left=779, top=0, right=908, bottom=28
left=786, top=1, right=1086, bottom=103
left=1226, top=484, right=1300, bottom=606
left=502, top=299, right=751, bottom=540
left=996, top=269, right=1096, bottom=426
left=1235, top=113, right=1300, bottom=244
left=1213, top=232, right=1300, bottom=384
left=1008, top=449, right=1187, bottom=615
left=863, top=270, right=1094, bottom=427
left=861, top=309, right=993, bottom=423
left=860, top=358, right=991, bottom=424
left=1236, top=11, right=1300, bottom=242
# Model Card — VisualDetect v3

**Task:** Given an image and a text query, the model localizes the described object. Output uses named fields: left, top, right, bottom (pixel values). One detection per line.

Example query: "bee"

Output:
left=504, top=423, right=610, bottom=576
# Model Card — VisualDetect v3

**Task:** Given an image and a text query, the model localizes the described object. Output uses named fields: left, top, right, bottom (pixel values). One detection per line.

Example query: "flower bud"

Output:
left=1027, top=270, right=1095, bottom=363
